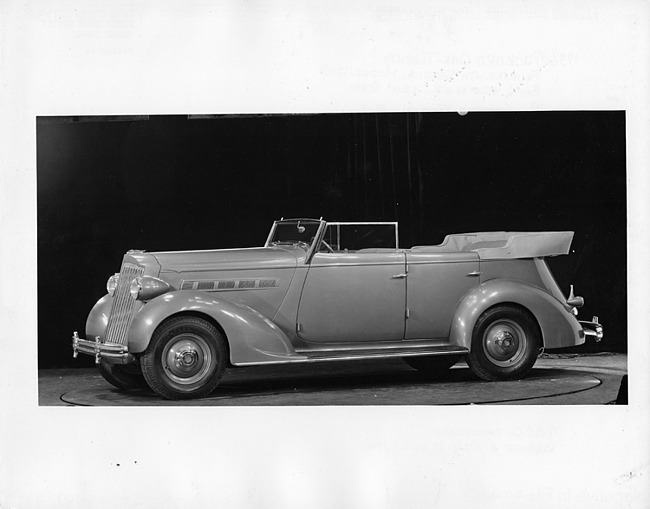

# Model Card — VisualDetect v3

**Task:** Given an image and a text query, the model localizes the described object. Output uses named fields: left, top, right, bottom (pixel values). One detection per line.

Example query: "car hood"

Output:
left=149, top=246, right=300, bottom=274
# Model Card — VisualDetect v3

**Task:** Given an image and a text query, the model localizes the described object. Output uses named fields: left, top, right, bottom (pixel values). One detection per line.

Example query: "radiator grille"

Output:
left=104, top=262, right=145, bottom=346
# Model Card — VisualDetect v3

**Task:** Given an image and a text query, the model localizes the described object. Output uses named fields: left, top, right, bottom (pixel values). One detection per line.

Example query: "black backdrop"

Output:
left=37, top=112, right=626, bottom=369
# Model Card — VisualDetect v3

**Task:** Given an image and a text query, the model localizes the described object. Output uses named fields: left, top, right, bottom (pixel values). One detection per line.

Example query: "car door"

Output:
left=296, top=251, right=407, bottom=343
left=405, top=251, right=481, bottom=339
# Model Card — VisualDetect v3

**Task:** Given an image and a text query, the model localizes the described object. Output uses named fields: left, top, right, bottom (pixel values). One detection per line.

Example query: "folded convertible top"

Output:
left=411, top=231, right=574, bottom=259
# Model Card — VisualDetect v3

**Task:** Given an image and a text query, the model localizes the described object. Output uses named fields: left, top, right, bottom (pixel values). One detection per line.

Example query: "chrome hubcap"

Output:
left=494, top=331, right=514, bottom=348
left=162, top=333, right=212, bottom=385
left=177, top=349, right=198, bottom=367
left=483, top=319, right=526, bottom=367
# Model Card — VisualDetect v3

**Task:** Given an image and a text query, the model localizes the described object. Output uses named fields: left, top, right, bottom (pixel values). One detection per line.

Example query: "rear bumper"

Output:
left=72, top=332, right=135, bottom=364
left=579, top=316, right=603, bottom=342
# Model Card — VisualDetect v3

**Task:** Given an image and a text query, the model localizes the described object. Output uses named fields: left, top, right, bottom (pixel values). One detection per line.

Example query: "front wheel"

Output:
left=466, top=305, right=540, bottom=381
left=141, top=316, right=227, bottom=400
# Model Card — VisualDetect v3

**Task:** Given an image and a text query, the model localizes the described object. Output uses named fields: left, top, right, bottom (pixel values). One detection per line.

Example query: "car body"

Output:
left=72, top=218, right=603, bottom=399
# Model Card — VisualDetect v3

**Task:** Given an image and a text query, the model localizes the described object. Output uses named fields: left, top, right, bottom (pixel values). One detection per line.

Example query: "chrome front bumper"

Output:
left=72, top=332, right=135, bottom=364
left=579, top=316, right=603, bottom=342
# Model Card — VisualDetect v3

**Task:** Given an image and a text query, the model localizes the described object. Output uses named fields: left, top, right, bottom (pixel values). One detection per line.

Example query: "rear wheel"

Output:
left=141, top=316, right=227, bottom=400
left=98, top=360, right=148, bottom=391
left=466, top=305, right=540, bottom=381
left=403, top=355, right=461, bottom=377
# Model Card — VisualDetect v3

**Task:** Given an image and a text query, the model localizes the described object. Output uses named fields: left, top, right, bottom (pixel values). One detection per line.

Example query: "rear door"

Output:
left=405, top=251, right=480, bottom=339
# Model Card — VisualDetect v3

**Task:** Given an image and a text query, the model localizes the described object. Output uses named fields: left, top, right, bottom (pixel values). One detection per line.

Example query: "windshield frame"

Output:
left=265, top=218, right=326, bottom=261
left=266, top=219, right=400, bottom=263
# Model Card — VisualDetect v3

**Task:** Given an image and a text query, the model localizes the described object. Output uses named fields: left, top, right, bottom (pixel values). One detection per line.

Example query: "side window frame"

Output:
left=318, top=222, right=399, bottom=254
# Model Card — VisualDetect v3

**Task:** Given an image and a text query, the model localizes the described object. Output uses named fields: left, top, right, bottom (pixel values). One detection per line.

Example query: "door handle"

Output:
left=467, top=271, right=482, bottom=277
left=392, top=273, right=408, bottom=279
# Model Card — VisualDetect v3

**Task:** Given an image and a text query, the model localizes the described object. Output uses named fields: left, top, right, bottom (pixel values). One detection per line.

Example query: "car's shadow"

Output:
left=210, top=364, right=582, bottom=399
left=69, top=361, right=596, bottom=405
left=216, top=363, right=475, bottom=397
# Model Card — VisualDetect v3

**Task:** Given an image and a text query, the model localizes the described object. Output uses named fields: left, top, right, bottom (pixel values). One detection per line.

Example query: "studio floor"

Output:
left=38, top=352, right=627, bottom=406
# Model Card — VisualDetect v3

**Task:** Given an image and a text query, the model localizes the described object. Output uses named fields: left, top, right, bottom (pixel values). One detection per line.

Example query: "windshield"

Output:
left=266, top=219, right=322, bottom=250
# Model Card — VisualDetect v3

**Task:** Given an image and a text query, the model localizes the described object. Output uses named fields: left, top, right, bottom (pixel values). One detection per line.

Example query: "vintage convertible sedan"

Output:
left=72, top=218, right=603, bottom=400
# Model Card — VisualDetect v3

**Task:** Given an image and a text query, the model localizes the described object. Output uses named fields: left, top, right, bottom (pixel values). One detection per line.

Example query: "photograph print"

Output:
left=37, top=111, right=626, bottom=405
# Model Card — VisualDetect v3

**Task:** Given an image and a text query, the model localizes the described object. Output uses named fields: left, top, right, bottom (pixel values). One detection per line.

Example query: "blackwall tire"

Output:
left=98, top=360, right=148, bottom=391
left=141, top=316, right=227, bottom=400
left=403, top=355, right=461, bottom=377
left=467, top=305, right=540, bottom=381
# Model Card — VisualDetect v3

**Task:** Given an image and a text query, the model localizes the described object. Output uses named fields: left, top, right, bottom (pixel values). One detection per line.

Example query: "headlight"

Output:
left=129, top=276, right=170, bottom=301
left=106, top=273, right=120, bottom=296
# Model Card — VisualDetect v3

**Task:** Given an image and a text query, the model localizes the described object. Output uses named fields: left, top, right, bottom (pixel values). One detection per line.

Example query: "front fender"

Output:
left=127, top=291, right=300, bottom=365
left=86, top=294, right=147, bottom=341
left=449, top=279, right=584, bottom=350
left=85, top=294, right=111, bottom=340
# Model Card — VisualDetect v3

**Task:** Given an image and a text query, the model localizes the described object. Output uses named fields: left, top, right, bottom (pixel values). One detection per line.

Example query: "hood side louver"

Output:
left=197, top=281, right=215, bottom=290
left=180, top=278, right=279, bottom=292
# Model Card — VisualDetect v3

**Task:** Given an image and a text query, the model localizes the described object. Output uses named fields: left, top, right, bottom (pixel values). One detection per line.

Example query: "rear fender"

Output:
left=127, top=291, right=299, bottom=364
left=450, top=279, right=584, bottom=349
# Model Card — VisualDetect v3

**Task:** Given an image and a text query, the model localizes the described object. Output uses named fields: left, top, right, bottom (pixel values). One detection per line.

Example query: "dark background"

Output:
left=37, top=112, right=626, bottom=369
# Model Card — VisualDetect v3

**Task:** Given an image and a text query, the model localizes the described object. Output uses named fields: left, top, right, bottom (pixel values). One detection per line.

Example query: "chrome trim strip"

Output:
left=309, top=261, right=405, bottom=268
left=306, top=349, right=469, bottom=362
left=235, top=347, right=469, bottom=366
left=407, top=259, right=480, bottom=265
left=164, top=265, right=298, bottom=273
left=296, top=339, right=452, bottom=353
left=154, top=246, right=268, bottom=255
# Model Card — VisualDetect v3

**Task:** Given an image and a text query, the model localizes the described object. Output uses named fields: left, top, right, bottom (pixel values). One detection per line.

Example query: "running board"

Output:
left=301, top=345, right=468, bottom=362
